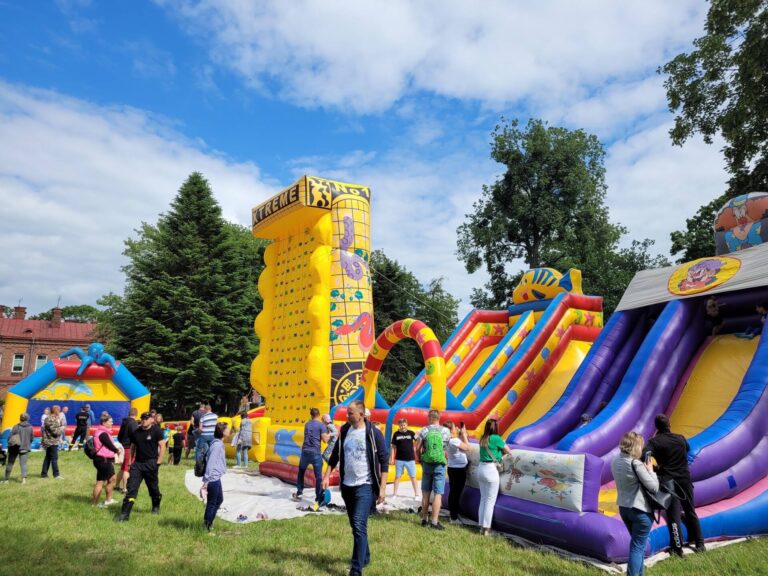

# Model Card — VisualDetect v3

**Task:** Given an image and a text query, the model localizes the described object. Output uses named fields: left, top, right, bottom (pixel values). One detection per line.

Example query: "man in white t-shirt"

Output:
left=415, top=409, right=451, bottom=530
left=322, top=400, right=388, bottom=576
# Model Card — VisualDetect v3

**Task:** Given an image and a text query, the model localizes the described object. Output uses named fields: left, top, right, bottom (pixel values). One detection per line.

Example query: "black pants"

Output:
left=448, top=465, right=468, bottom=520
left=71, top=427, right=87, bottom=446
left=172, top=448, right=182, bottom=465
left=124, top=461, right=161, bottom=506
left=665, top=477, right=704, bottom=550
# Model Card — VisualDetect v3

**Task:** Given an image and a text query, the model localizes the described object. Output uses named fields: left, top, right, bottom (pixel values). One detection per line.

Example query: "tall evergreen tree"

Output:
left=103, top=173, right=265, bottom=417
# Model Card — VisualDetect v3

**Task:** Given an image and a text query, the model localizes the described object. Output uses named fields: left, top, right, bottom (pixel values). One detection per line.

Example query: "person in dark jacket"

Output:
left=322, top=400, right=388, bottom=576
left=2, top=413, right=34, bottom=484
left=115, top=407, right=138, bottom=493
left=644, top=414, right=705, bottom=555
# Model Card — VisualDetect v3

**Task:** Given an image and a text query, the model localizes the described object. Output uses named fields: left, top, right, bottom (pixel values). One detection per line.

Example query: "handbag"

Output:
left=632, top=460, right=677, bottom=520
left=230, top=431, right=240, bottom=447
left=114, top=450, right=124, bottom=465
left=488, top=446, right=504, bottom=473
left=8, top=432, right=21, bottom=448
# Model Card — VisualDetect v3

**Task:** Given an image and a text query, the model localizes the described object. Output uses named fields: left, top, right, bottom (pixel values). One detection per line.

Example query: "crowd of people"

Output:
left=0, top=396, right=709, bottom=574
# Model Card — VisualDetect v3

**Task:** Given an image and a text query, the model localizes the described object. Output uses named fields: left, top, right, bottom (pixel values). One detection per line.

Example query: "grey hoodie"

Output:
left=10, top=421, right=34, bottom=453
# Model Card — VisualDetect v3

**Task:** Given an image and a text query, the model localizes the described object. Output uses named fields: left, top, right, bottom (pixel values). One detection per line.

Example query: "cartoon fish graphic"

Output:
left=512, top=268, right=582, bottom=304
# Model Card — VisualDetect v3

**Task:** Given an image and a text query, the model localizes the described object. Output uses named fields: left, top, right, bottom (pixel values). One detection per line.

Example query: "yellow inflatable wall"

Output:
left=251, top=176, right=373, bottom=472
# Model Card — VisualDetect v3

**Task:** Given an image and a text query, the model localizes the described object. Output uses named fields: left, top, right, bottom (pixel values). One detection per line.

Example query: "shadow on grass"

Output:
left=249, top=545, right=348, bottom=576
left=158, top=517, right=203, bottom=531
left=58, top=492, right=95, bottom=505
left=1, top=528, right=137, bottom=574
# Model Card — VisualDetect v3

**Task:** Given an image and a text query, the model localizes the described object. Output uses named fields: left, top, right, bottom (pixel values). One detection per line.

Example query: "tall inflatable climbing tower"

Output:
left=251, top=175, right=374, bottom=481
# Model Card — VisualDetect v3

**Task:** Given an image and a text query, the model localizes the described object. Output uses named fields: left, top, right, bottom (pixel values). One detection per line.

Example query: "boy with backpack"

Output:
left=415, top=409, right=451, bottom=530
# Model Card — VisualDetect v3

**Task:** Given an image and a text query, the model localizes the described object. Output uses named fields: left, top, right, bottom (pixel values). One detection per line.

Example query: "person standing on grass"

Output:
left=612, top=431, right=658, bottom=576
left=197, top=404, right=218, bottom=461
left=322, top=400, right=388, bottom=576
left=115, top=407, right=138, bottom=493
left=92, top=412, right=124, bottom=508
left=187, top=403, right=204, bottom=460
left=69, top=405, right=90, bottom=451
left=115, top=411, right=165, bottom=522
left=477, top=418, right=512, bottom=536
left=235, top=410, right=252, bottom=469
left=445, top=421, right=470, bottom=524
left=58, top=406, right=69, bottom=447
left=2, top=412, right=33, bottom=485
left=85, top=404, right=96, bottom=440
left=389, top=418, right=419, bottom=498
left=201, top=421, right=229, bottom=532
left=292, top=408, right=329, bottom=509
left=41, top=405, right=63, bottom=479
left=168, top=425, right=184, bottom=465
left=415, top=409, right=451, bottom=530
left=40, top=407, right=50, bottom=430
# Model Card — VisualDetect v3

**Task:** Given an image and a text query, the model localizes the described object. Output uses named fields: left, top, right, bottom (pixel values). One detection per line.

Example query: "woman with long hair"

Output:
left=477, top=418, right=512, bottom=536
left=444, top=421, right=470, bottom=524
left=611, top=431, right=658, bottom=576
left=2, top=412, right=33, bottom=484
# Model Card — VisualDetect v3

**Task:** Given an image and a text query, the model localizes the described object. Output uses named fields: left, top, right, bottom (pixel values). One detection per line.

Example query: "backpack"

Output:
left=194, top=447, right=208, bottom=478
left=83, top=437, right=96, bottom=460
left=420, top=427, right=447, bottom=465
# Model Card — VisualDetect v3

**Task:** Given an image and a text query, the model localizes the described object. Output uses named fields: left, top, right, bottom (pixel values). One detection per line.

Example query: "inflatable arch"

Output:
left=360, top=318, right=446, bottom=410
left=1, top=351, right=150, bottom=439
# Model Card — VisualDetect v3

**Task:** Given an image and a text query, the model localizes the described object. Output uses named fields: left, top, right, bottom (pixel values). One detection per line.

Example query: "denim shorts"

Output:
left=420, top=462, right=446, bottom=495
left=395, top=459, right=416, bottom=479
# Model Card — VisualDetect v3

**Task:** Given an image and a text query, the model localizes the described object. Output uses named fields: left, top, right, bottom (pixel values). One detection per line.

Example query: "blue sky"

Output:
left=0, top=1, right=729, bottom=317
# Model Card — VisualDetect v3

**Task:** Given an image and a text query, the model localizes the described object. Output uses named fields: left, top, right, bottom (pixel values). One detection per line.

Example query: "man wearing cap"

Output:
left=116, top=411, right=165, bottom=522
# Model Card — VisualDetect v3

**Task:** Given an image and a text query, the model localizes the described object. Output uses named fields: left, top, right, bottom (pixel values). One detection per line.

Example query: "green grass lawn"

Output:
left=0, top=451, right=765, bottom=576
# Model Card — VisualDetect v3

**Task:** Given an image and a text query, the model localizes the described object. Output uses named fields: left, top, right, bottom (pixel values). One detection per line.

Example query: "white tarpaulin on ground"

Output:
left=184, top=467, right=421, bottom=524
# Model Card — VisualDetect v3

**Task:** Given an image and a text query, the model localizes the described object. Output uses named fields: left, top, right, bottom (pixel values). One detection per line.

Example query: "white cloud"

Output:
left=0, top=82, right=275, bottom=315
left=156, top=0, right=706, bottom=114
left=606, top=124, right=728, bottom=256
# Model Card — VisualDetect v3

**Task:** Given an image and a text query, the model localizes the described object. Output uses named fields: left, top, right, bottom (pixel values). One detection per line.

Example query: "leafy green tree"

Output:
left=458, top=118, right=663, bottom=315
left=101, top=173, right=266, bottom=418
left=370, top=250, right=459, bottom=404
left=31, top=304, right=102, bottom=323
left=661, top=1, right=768, bottom=261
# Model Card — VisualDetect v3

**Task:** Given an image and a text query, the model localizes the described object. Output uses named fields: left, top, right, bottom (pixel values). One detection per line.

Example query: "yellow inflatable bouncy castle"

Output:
left=251, top=176, right=374, bottom=483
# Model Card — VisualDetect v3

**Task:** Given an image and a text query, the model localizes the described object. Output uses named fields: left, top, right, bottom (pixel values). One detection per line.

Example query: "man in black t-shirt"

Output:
left=644, top=414, right=705, bottom=555
left=68, top=407, right=90, bottom=451
left=390, top=418, right=419, bottom=497
left=116, top=411, right=165, bottom=522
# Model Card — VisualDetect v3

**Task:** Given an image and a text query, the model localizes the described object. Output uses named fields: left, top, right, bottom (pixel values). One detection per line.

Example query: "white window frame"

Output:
left=11, top=353, right=25, bottom=374
left=35, top=354, right=48, bottom=371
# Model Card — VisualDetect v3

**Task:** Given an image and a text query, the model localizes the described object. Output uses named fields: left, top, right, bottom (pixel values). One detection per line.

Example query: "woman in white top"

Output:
left=444, top=421, right=470, bottom=524
left=610, top=431, right=659, bottom=576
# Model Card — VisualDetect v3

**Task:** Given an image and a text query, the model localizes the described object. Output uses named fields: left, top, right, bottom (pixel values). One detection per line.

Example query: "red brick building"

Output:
left=0, top=306, right=97, bottom=399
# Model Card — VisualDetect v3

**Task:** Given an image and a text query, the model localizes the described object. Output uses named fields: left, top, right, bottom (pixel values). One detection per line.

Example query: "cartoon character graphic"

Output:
left=714, top=192, right=768, bottom=255
left=512, top=268, right=583, bottom=304
left=338, top=215, right=369, bottom=280
left=504, top=456, right=524, bottom=490
left=724, top=198, right=763, bottom=252
left=677, top=259, right=723, bottom=291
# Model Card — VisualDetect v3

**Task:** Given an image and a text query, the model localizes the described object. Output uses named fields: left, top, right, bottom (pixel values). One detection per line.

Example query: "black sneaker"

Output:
left=421, top=518, right=428, bottom=527
left=693, top=544, right=707, bottom=554
left=430, top=522, right=445, bottom=531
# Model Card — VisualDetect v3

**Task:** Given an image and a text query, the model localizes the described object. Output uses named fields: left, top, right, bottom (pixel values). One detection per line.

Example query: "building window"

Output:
left=11, top=354, right=25, bottom=374
left=35, top=354, right=48, bottom=370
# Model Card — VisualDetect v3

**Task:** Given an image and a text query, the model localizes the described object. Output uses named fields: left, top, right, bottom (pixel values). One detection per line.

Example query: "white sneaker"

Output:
left=0, top=480, right=7, bottom=485
left=103, top=499, right=117, bottom=506
left=21, top=478, right=26, bottom=485
left=55, top=476, right=64, bottom=480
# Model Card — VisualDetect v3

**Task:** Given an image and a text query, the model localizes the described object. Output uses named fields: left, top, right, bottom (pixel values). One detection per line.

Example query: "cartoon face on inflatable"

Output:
left=512, top=268, right=582, bottom=305
left=714, top=192, right=768, bottom=255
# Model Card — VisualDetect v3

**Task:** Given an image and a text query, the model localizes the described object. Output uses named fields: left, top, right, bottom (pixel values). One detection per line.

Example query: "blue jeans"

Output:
left=235, top=445, right=250, bottom=467
left=41, top=445, right=60, bottom=478
left=204, top=479, right=224, bottom=529
left=341, top=483, right=374, bottom=575
left=619, top=506, right=653, bottom=576
left=296, top=450, right=323, bottom=503
left=196, top=434, right=213, bottom=461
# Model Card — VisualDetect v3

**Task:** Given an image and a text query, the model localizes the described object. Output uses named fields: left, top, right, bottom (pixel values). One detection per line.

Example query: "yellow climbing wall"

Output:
left=251, top=176, right=373, bottom=465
